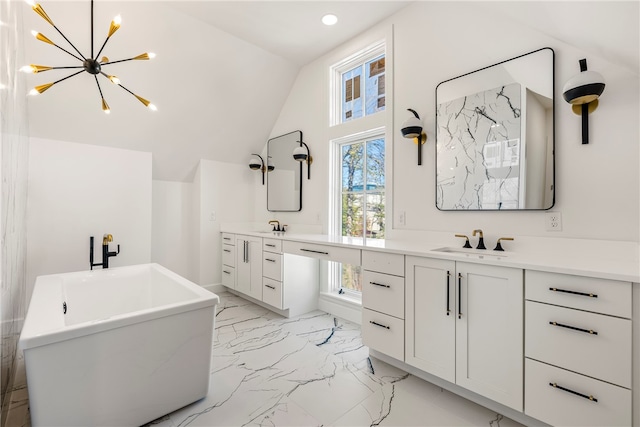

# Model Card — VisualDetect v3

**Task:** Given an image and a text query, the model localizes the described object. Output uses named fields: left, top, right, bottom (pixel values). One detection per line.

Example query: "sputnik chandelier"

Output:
left=22, top=0, right=156, bottom=113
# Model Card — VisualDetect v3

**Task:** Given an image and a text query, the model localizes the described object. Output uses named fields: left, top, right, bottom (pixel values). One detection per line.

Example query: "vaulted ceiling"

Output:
left=21, top=1, right=411, bottom=181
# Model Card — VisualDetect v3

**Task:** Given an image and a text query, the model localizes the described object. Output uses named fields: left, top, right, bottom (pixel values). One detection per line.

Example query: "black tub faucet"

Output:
left=90, top=234, right=120, bottom=270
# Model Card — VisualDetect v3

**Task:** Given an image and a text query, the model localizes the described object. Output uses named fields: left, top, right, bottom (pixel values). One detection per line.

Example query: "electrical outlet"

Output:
left=399, top=211, right=406, bottom=226
left=209, top=211, right=216, bottom=222
left=546, top=212, right=562, bottom=231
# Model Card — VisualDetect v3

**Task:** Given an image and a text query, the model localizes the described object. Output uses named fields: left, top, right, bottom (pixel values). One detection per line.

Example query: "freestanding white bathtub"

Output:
left=19, top=263, right=219, bottom=427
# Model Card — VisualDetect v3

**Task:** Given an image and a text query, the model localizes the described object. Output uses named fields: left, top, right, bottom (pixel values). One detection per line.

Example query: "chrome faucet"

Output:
left=472, top=229, right=486, bottom=250
left=90, top=234, right=120, bottom=270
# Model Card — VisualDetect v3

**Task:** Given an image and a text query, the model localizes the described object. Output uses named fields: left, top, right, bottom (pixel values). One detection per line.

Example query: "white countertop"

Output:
left=222, top=228, right=640, bottom=283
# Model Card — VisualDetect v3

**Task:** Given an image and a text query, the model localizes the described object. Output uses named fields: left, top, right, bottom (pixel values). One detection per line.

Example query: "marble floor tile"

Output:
left=8, top=290, right=524, bottom=427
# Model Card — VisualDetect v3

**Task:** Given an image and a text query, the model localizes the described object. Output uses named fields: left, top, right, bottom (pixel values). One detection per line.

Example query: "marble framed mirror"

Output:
left=436, top=47, right=555, bottom=210
left=267, top=130, right=303, bottom=212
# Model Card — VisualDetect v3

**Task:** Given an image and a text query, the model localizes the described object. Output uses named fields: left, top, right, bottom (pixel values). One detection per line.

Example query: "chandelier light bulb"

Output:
left=148, top=103, right=157, bottom=111
left=31, top=30, right=38, bottom=37
left=24, top=0, right=36, bottom=7
left=102, top=98, right=110, bottom=114
left=100, top=56, right=109, bottom=63
left=28, top=88, right=39, bottom=96
left=113, top=15, right=122, bottom=25
left=108, top=15, right=122, bottom=37
left=148, top=52, right=156, bottom=59
left=20, top=65, right=35, bottom=73
left=108, top=75, right=120, bottom=85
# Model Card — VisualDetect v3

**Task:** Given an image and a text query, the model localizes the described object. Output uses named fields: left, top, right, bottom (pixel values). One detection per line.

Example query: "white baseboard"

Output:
left=318, top=292, right=362, bottom=325
left=202, top=283, right=227, bottom=294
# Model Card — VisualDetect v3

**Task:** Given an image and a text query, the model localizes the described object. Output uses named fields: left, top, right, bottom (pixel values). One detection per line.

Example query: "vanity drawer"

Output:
left=263, top=238, right=282, bottom=254
left=262, top=278, right=283, bottom=309
left=222, top=244, right=235, bottom=267
left=362, top=308, right=404, bottom=361
left=221, top=233, right=235, bottom=245
left=221, top=266, right=235, bottom=289
left=525, top=301, right=631, bottom=388
left=263, top=253, right=282, bottom=281
left=362, top=250, right=404, bottom=276
left=525, top=270, right=631, bottom=318
left=362, top=270, right=405, bottom=319
left=283, top=241, right=361, bottom=265
left=525, top=358, right=631, bottom=427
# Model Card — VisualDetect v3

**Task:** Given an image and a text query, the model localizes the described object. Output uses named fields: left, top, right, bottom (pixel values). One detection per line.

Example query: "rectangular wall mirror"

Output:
left=436, top=47, right=555, bottom=210
left=267, top=130, right=303, bottom=212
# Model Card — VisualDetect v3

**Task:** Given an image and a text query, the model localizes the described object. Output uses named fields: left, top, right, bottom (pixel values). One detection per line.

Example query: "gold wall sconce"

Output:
left=249, top=154, right=266, bottom=185
left=562, top=59, right=605, bottom=144
left=401, top=108, right=427, bottom=165
left=293, top=142, right=312, bottom=179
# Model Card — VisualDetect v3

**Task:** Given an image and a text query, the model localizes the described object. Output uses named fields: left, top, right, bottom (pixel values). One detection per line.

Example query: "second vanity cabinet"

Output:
left=405, top=256, right=524, bottom=412
left=524, top=270, right=632, bottom=426
left=361, top=250, right=406, bottom=361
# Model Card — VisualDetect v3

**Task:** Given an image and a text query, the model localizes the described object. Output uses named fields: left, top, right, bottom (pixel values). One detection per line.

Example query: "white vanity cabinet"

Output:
left=261, top=238, right=319, bottom=317
left=361, top=250, right=405, bottom=361
left=236, top=234, right=263, bottom=301
left=221, top=233, right=236, bottom=289
left=524, top=270, right=632, bottom=426
left=405, top=256, right=524, bottom=412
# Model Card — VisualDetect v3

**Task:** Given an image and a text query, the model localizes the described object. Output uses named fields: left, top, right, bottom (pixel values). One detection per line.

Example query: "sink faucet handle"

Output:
left=268, top=220, right=280, bottom=231
left=281, top=224, right=287, bottom=232
left=455, top=234, right=473, bottom=249
left=494, top=237, right=514, bottom=252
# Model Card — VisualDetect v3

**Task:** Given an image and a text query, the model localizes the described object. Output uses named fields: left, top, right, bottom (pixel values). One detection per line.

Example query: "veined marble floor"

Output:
left=7, top=291, right=524, bottom=427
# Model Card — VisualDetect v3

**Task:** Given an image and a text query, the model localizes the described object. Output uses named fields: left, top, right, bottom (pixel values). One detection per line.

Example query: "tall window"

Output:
left=329, top=40, right=387, bottom=296
left=330, top=132, right=385, bottom=294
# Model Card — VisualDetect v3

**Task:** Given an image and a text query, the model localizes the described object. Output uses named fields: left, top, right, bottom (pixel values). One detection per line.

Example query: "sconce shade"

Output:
left=292, top=146, right=308, bottom=162
left=267, top=157, right=275, bottom=171
left=562, top=70, right=605, bottom=106
left=249, top=156, right=263, bottom=170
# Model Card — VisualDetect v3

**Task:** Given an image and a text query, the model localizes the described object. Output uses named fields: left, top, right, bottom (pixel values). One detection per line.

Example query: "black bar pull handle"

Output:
left=223, top=270, right=231, bottom=275
left=549, top=321, right=598, bottom=335
left=369, top=320, right=390, bottom=330
left=370, top=281, right=391, bottom=288
left=223, top=237, right=231, bottom=241
left=446, top=271, right=451, bottom=316
left=300, top=248, right=329, bottom=255
left=549, top=287, right=598, bottom=298
left=265, top=244, right=276, bottom=248
left=265, top=284, right=276, bottom=290
left=549, top=382, right=598, bottom=402
left=223, top=249, right=231, bottom=253
left=457, top=273, right=463, bottom=319
left=265, top=258, right=276, bottom=263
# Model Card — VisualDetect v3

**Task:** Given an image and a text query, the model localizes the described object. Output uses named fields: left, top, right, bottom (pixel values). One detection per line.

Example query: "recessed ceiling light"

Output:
left=322, top=14, right=338, bottom=26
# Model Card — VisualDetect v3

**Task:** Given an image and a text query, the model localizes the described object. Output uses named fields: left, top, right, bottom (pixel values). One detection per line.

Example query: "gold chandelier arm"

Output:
left=94, top=76, right=110, bottom=114
left=29, top=69, right=84, bottom=95
left=31, top=32, right=85, bottom=62
left=101, top=53, right=155, bottom=66
left=21, top=64, right=84, bottom=74
left=117, top=83, right=157, bottom=111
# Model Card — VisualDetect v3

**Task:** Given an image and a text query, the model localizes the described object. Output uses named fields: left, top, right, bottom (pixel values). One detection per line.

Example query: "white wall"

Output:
left=260, top=1, right=640, bottom=243
left=26, top=138, right=152, bottom=300
left=196, top=159, right=255, bottom=286
left=152, top=180, right=194, bottom=282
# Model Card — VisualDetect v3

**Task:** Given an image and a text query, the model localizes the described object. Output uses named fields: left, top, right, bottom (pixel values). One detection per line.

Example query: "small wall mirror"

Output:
left=267, top=130, right=303, bottom=212
left=436, top=47, right=555, bottom=210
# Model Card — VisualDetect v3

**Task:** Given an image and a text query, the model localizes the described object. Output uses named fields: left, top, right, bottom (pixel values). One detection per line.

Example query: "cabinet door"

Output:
left=455, top=262, right=523, bottom=411
left=236, top=236, right=263, bottom=299
left=247, top=236, right=263, bottom=301
left=405, top=256, right=456, bottom=383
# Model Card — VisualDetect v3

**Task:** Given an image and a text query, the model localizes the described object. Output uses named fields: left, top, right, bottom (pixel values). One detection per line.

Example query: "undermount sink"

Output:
left=432, top=247, right=508, bottom=259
